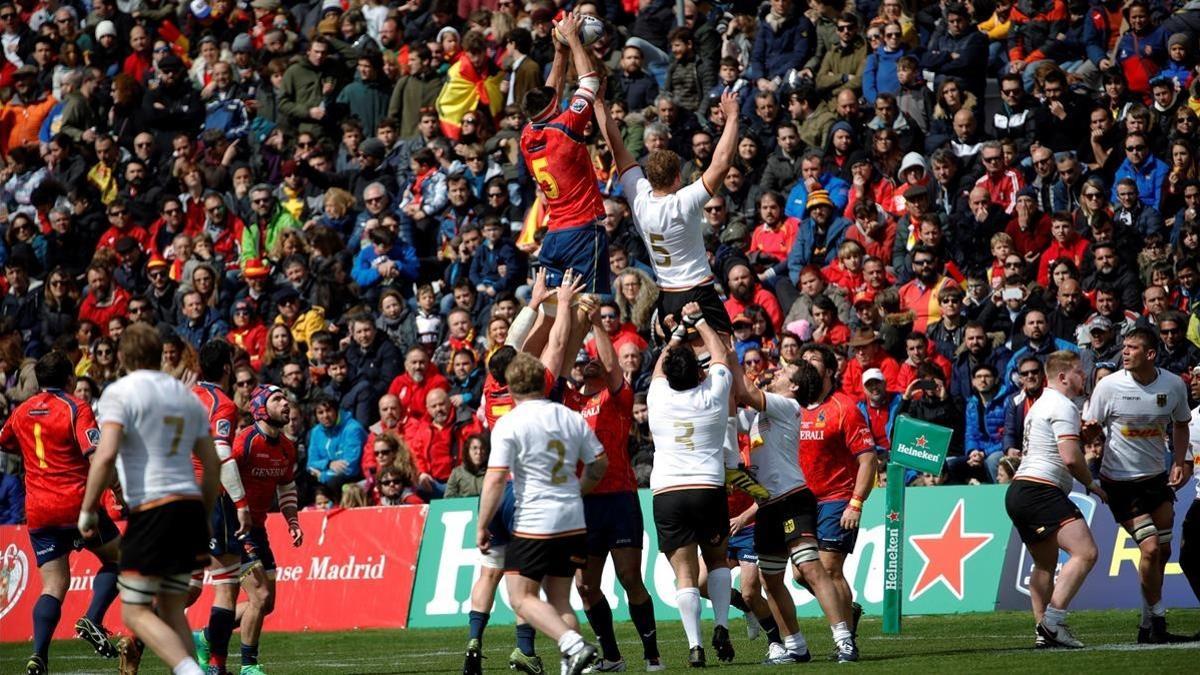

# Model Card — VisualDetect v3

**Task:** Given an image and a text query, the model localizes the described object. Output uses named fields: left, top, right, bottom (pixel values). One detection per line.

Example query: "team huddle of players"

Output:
left=3, top=12, right=1197, bottom=675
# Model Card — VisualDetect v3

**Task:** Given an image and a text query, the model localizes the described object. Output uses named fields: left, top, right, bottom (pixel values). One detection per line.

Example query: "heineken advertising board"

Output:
left=890, top=415, right=953, bottom=475
left=408, top=487, right=1013, bottom=628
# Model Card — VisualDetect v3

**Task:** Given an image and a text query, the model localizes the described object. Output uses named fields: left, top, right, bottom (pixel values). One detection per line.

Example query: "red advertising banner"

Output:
left=0, top=505, right=426, bottom=643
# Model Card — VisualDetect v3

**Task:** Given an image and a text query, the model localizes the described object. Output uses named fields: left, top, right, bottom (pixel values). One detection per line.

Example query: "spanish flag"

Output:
left=436, top=53, right=503, bottom=140
left=157, top=20, right=192, bottom=67
left=517, top=193, right=549, bottom=253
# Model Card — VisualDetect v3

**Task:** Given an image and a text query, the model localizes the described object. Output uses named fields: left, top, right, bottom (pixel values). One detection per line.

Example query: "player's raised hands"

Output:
left=554, top=13, right=580, bottom=46
left=719, top=90, right=739, bottom=120
left=529, top=267, right=550, bottom=308
left=556, top=268, right=586, bottom=305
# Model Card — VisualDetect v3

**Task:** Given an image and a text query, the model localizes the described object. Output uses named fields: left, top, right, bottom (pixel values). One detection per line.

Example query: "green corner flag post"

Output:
left=882, top=415, right=954, bottom=635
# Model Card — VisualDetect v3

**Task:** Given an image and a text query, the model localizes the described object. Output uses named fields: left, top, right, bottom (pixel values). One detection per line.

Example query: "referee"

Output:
left=1086, top=326, right=1194, bottom=643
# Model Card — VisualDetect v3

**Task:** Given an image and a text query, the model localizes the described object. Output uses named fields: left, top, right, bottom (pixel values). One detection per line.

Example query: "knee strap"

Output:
left=1131, top=516, right=1157, bottom=544
left=1158, top=529, right=1173, bottom=546
left=117, top=575, right=160, bottom=605
left=211, top=563, right=241, bottom=585
left=789, top=541, right=820, bottom=567
left=757, top=554, right=787, bottom=575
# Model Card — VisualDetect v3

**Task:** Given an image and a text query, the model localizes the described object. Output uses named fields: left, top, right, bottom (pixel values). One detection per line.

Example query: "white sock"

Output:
left=676, top=587, right=703, bottom=648
left=173, top=658, right=204, bottom=675
left=1150, top=601, right=1166, bottom=617
left=560, top=657, right=568, bottom=675
left=707, top=567, right=732, bottom=629
left=783, top=632, right=808, bottom=654
left=831, top=621, right=852, bottom=643
left=1043, top=604, right=1067, bottom=627
left=558, top=630, right=584, bottom=657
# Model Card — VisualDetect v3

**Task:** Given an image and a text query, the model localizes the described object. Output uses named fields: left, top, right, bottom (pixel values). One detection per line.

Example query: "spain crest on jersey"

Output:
left=815, top=411, right=827, bottom=429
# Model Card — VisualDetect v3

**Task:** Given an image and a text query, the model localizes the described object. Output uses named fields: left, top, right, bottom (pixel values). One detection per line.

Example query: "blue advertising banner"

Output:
left=996, top=482, right=1199, bottom=611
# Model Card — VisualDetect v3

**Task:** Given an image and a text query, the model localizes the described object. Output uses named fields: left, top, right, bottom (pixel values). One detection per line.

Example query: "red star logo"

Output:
left=908, top=499, right=993, bottom=601
left=886, top=510, right=901, bottom=522
left=915, top=435, right=928, bottom=448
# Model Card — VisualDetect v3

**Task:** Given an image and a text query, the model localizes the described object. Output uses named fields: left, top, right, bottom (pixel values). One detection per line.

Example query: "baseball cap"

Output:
left=231, top=33, right=253, bottom=54
left=1088, top=315, right=1114, bottom=333
left=852, top=290, right=875, bottom=307
left=359, top=137, right=386, bottom=160
left=147, top=254, right=169, bottom=271
left=862, top=368, right=885, bottom=386
left=272, top=286, right=300, bottom=304
left=732, top=313, right=752, bottom=327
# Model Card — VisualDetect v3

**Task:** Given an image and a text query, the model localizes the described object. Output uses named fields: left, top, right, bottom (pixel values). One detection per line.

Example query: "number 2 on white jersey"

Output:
left=548, top=439, right=569, bottom=484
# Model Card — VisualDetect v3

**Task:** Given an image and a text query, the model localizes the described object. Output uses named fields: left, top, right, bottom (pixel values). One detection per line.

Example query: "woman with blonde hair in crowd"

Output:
left=308, top=187, right=357, bottom=235
left=614, top=267, right=657, bottom=333
left=261, top=324, right=301, bottom=385
left=269, top=228, right=311, bottom=266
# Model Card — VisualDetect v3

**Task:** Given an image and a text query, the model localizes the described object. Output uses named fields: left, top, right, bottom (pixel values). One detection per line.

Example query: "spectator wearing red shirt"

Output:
left=1036, top=212, right=1089, bottom=286
left=1004, top=188, right=1052, bottom=260
left=95, top=198, right=152, bottom=252
left=723, top=261, right=783, bottom=332
left=974, top=141, right=1025, bottom=214
left=748, top=192, right=799, bottom=266
left=822, top=239, right=867, bottom=295
left=122, top=25, right=154, bottom=83
left=811, top=295, right=851, bottom=346
left=842, top=327, right=902, bottom=399
left=898, top=244, right=960, bottom=334
left=78, top=263, right=130, bottom=336
left=387, top=346, right=450, bottom=422
left=895, top=332, right=953, bottom=391
left=404, top=388, right=480, bottom=500
left=361, top=394, right=406, bottom=479
left=585, top=302, right=647, bottom=359
left=843, top=200, right=896, bottom=264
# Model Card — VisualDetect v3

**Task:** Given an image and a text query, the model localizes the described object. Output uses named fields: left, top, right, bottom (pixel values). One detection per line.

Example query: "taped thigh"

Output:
left=1158, top=529, right=1173, bottom=546
left=789, top=540, right=820, bottom=568
left=756, top=553, right=787, bottom=576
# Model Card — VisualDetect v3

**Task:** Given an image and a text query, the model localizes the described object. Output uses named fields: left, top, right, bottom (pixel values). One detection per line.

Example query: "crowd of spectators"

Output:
left=5, top=0, right=1200, bottom=520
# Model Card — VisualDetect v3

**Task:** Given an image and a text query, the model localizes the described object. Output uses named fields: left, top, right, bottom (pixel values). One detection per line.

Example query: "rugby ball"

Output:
left=554, top=15, right=605, bottom=46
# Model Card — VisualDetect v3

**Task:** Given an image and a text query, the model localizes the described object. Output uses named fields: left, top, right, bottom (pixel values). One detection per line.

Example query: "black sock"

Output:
left=729, top=593, right=750, bottom=614
left=240, top=642, right=259, bottom=667
left=628, top=600, right=660, bottom=660
left=515, top=623, right=536, bottom=656
left=468, top=610, right=490, bottom=642
left=207, top=606, right=236, bottom=663
left=760, top=614, right=782, bottom=645
left=584, top=597, right=621, bottom=661
left=86, top=563, right=119, bottom=626
left=33, top=594, right=61, bottom=661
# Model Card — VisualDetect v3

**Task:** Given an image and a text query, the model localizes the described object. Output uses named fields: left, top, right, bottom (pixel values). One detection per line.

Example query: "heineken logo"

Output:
left=909, top=500, right=993, bottom=601
left=915, top=435, right=928, bottom=447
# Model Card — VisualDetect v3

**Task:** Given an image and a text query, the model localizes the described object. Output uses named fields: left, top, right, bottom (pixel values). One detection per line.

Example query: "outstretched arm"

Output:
left=683, top=301, right=728, bottom=368
left=701, top=91, right=740, bottom=195
left=596, top=99, right=637, bottom=172
left=544, top=17, right=573, bottom=99
left=590, top=305, right=625, bottom=393
left=540, top=269, right=586, bottom=378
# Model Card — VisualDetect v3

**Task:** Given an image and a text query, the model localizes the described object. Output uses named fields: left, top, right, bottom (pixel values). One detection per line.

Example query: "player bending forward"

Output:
left=477, top=352, right=609, bottom=675
left=1008, top=350, right=1106, bottom=649
left=1, top=351, right=123, bottom=675
left=1086, top=326, right=1193, bottom=643
left=79, top=324, right=220, bottom=675
left=648, top=303, right=768, bottom=666
left=519, top=14, right=609, bottom=297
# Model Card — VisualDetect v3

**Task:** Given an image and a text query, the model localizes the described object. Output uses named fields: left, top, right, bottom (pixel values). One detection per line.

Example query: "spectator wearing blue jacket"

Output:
left=1112, top=1, right=1166, bottom=96
left=787, top=191, right=851, bottom=284
left=0, top=470, right=24, bottom=524
left=352, top=223, right=420, bottom=305
left=746, top=0, right=815, bottom=85
left=469, top=216, right=525, bottom=301
left=1111, top=132, right=1171, bottom=211
left=176, top=290, right=229, bottom=349
left=1001, top=355, right=1045, bottom=464
left=785, top=150, right=850, bottom=219
left=920, top=3, right=989, bottom=103
left=306, top=396, right=367, bottom=493
left=963, top=363, right=1014, bottom=482
left=863, top=25, right=908, bottom=104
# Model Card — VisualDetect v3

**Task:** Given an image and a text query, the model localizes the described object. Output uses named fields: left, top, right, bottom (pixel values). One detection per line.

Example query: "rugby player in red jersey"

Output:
left=563, top=306, right=661, bottom=672
left=464, top=272, right=584, bottom=675
left=189, top=340, right=268, bottom=675
left=519, top=14, right=608, bottom=298
left=795, top=344, right=878, bottom=642
left=227, top=385, right=303, bottom=675
left=0, top=351, right=121, bottom=675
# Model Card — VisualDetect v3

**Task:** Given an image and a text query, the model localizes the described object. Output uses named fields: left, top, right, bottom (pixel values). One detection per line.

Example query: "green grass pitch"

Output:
left=4, top=609, right=1199, bottom=673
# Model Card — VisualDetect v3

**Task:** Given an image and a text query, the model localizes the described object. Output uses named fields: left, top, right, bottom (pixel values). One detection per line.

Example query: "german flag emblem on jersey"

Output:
left=1158, top=394, right=1168, bottom=407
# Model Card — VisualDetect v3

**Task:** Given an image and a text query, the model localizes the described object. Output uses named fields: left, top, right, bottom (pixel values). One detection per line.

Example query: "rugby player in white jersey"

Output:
left=1182, top=373, right=1200, bottom=613
left=737, top=363, right=861, bottom=663
left=598, top=91, right=740, bottom=334
left=1007, top=350, right=1106, bottom=649
left=648, top=302, right=767, bottom=667
left=78, top=323, right=220, bottom=675
left=1085, top=326, right=1193, bottom=643
left=476, top=352, right=609, bottom=675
